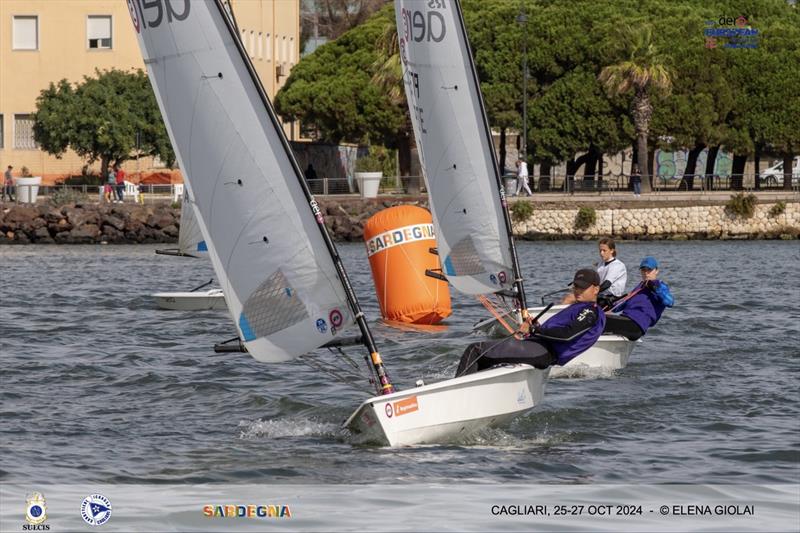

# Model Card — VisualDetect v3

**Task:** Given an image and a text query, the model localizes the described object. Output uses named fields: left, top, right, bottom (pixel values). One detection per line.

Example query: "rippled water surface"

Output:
left=1, top=241, right=798, bottom=486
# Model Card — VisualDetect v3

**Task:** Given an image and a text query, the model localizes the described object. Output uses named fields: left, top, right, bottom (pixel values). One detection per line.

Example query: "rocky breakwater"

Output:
left=0, top=203, right=179, bottom=244
left=0, top=197, right=430, bottom=244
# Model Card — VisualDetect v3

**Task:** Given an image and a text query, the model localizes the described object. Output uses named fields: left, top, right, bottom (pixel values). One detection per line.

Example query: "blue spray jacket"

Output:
left=613, top=280, right=674, bottom=334
left=532, top=302, right=606, bottom=365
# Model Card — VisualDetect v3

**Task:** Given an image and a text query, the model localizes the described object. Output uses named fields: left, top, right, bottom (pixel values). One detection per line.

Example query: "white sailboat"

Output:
left=151, top=193, right=227, bottom=311
left=396, top=0, right=634, bottom=372
left=129, top=0, right=541, bottom=447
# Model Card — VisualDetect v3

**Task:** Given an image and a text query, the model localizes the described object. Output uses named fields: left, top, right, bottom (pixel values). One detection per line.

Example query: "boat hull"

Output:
left=151, top=289, right=227, bottom=311
left=472, top=305, right=637, bottom=370
left=345, top=364, right=549, bottom=447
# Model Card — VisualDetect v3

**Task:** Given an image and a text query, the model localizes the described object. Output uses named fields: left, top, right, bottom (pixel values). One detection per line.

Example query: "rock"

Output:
left=68, top=223, right=100, bottom=243
left=106, top=215, right=126, bottom=231
left=162, top=224, right=179, bottom=238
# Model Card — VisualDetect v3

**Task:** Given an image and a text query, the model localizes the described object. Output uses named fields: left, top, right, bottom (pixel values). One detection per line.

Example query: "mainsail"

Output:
left=394, top=0, right=522, bottom=299
left=177, top=191, right=207, bottom=255
left=128, top=0, right=358, bottom=362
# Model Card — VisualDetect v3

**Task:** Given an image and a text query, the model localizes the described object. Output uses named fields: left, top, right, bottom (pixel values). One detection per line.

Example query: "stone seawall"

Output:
left=515, top=202, right=800, bottom=240
left=1, top=198, right=797, bottom=244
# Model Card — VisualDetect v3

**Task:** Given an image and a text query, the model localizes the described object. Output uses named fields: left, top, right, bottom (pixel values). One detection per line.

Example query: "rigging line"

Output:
left=477, top=294, right=516, bottom=334
left=298, top=355, right=371, bottom=393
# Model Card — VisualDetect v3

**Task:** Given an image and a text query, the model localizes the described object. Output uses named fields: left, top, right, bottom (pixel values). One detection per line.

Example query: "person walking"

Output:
left=603, top=256, right=673, bottom=340
left=114, top=164, right=126, bottom=203
left=104, top=167, right=115, bottom=203
left=3, top=165, right=14, bottom=202
left=515, top=158, right=532, bottom=196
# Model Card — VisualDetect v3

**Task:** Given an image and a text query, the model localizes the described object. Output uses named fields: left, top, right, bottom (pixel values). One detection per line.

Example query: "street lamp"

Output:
left=516, top=5, right=528, bottom=162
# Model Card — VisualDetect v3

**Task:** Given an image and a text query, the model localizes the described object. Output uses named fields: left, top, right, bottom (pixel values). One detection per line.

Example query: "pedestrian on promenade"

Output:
left=114, top=164, right=126, bottom=203
left=631, top=164, right=642, bottom=197
left=3, top=165, right=14, bottom=201
left=105, top=167, right=115, bottom=203
left=516, top=158, right=532, bottom=196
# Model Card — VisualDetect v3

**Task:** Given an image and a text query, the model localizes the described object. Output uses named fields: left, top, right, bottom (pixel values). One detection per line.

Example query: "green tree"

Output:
left=33, top=68, right=174, bottom=177
left=275, top=7, right=406, bottom=160
left=599, top=24, right=672, bottom=193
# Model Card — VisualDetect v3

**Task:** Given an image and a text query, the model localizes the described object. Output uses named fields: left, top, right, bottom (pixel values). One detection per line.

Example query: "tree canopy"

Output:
left=276, top=0, right=800, bottom=175
left=33, top=68, right=174, bottom=175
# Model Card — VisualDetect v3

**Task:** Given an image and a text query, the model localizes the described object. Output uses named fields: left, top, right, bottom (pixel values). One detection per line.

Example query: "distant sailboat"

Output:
left=129, top=0, right=545, bottom=446
left=151, top=191, right=226, bottom=311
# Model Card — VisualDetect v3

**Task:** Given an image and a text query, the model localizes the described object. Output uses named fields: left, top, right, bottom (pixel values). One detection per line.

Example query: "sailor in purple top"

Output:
left=603, top=256, right=674, bottom=340
left=456, top=269, right=606, bottom=375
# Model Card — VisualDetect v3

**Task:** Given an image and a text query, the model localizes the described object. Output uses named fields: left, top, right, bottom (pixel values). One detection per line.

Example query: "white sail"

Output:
left=177, top=190, right=207, bottom=255
left=128, top=0, right=354, bottom=362
left=395, top=0, right=515, bottom=296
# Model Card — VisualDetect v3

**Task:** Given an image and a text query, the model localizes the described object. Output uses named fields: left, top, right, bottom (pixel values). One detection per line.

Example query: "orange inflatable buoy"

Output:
left=363, top=206, right=452, bottom=324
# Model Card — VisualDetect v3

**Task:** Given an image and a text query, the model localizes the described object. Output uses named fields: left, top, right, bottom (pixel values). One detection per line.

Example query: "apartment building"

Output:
left=0, top=0, right=299, bottom=182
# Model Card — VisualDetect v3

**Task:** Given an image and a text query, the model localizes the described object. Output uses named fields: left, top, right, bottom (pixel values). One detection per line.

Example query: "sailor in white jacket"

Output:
left=596, top=237, right=627, bottom=304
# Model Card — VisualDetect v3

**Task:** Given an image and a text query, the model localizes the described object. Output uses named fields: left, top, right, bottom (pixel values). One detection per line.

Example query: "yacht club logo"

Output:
left=24, top=492, right=49, bottom=529
left=81, top=494, right=112, bottom=526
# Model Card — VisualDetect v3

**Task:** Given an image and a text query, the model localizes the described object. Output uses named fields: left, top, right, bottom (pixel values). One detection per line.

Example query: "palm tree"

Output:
left=371, top=19, right=418, bottom=191
left=599, top=25, right=672, bottom=193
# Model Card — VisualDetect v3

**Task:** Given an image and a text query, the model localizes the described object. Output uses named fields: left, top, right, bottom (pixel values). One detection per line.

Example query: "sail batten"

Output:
left=395, top=0, right=516, bottom=297
left=129, top=0, right=355, bottom=362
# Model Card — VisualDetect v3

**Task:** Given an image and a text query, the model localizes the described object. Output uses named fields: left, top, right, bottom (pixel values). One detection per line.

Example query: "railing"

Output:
left=4, top=173, right=796, bottom=205
left=506, top=173, right=799, bottom=194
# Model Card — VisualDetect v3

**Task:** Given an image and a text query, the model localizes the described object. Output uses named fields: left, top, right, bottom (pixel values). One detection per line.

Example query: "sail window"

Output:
left=12, top=16, right=38, bottom=50
left=444, top=236, right=485, bottom=276
left=240, top=270, right=309, bottom=338
left=87, top=16, right=112, bottom=49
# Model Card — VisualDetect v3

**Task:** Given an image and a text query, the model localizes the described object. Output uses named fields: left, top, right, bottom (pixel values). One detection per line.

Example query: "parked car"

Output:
left=760, top=156, right=800, bottom=186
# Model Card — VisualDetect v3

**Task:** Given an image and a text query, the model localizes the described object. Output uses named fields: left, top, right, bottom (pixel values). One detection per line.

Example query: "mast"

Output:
left=212, top=0, right=394, bottom=394
left=452, top=0, right=529, bottom=318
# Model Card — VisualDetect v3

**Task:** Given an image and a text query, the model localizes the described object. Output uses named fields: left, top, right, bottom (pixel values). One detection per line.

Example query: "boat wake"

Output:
left=549, top=365, right=618, bottom=379
left=238, top=417, right=341, bottom=440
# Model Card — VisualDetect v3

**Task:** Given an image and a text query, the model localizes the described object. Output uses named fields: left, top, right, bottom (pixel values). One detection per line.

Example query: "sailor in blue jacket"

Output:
left=603, top=256, right=673, bottom=340
left=456, top=269, right=606, bottom=375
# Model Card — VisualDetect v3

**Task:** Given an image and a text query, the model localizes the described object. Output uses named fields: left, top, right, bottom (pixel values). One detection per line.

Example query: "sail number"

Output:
left=127, top=0, right=189, bottom=31
left=401, top=3, right=447, bottom=44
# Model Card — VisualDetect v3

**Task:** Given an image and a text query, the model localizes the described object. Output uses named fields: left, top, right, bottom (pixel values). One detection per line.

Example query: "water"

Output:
left=1, top=241, right=798, bottom=529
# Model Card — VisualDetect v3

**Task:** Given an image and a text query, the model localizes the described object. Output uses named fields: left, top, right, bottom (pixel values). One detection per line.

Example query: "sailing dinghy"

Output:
left=129, top=0, right=545, bottom=447
left=396, top=0, right=634, bottom=372
left=151, top=192, right=227, bottom=311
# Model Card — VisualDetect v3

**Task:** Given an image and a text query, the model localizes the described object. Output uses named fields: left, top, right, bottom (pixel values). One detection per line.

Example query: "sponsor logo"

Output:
left=315, top=318, right=327, bottom=333
left=489, top=274, right=498, bottom=285
left=329, top=309, right=344, bottom=328
left=310, top=199, right=324, bottom=224
left=393, top=396, right=419, bottom=417
left=203, top=505, right=292, bottom=519
left=24, top=492, right=49, bottom=530
left=498, top=271, right=508, bottom=284
left=365, top=224, right=436, bottom=257
left=81, top=494, right=112, bottom=526
left=384, top=403, right=393, bottom=418
left=517, top=389, right=527, bottom=405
